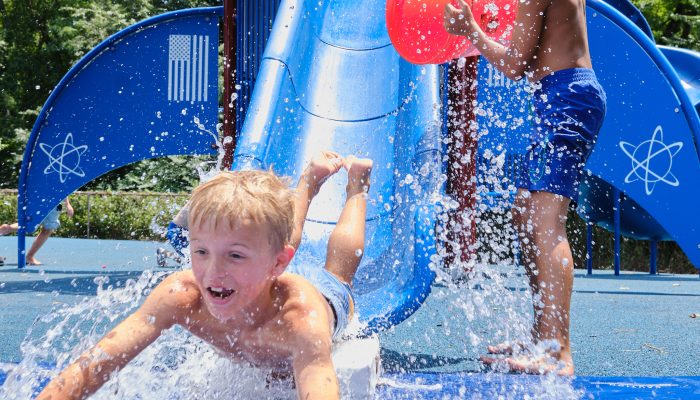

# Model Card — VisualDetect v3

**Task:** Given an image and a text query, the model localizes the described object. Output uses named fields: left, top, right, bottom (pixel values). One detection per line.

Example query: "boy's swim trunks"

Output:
left=518, top=68, right=607, bottom=200
left=38, top=206, right=61, bottom=231
left=289, top=264, right=354, bottom=341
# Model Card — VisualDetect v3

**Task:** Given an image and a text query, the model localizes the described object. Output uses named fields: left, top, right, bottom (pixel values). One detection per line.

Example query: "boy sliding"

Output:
left=38, top=151, right=373, bottom=400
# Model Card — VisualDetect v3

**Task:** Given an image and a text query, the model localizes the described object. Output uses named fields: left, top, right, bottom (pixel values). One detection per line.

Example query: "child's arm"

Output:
left=36, top=274, right=190, bottom=400
left=444, top=0, right=548, bottom=79
left=64, top=197, right=74, bottom=218
left=289, top=307, right=339, bottom=400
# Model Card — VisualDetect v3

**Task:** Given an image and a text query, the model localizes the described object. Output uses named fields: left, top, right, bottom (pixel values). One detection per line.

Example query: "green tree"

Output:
left=0, top=0, right=220, bottom=189
left=632, top=0, right=700, bottom=51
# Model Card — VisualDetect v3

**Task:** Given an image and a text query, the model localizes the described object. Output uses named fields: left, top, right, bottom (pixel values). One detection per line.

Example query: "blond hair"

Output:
left=187, top=170, right=295, bottom=251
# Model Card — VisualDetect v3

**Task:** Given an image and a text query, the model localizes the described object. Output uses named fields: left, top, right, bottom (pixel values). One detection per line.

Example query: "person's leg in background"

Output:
left=25, top=227, right=55, bottom=266
left=25, top=207, right=62, bottom=266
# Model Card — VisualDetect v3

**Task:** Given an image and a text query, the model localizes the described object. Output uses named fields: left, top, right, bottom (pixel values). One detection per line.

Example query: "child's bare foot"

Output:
left=0, top=223, right=18, bottom=236
left=26, top=256, right=42, bottom=266
left=303, top=151, right=344, bottom=193
left=486, top=341, right=526, bottom=355
left=344, top=156, right=373, bottom=196
left=480, top=353, right=574, bottom=376
left=480, top=340, right=574, bottom=376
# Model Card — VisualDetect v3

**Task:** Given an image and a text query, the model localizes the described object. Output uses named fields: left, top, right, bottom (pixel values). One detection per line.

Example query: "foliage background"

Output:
left=0, top=0, right=698, bottom=272
left=0, top=0, right=221, bottom=191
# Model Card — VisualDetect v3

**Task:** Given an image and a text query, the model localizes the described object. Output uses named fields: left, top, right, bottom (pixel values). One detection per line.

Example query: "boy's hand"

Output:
left=444, top=0, right=479, bottom=38
left=309, top=150, right=343, bottom=178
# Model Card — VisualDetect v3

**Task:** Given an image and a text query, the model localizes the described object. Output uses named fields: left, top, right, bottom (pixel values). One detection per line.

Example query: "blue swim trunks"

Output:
left=38, top=207, right=61, bottom=231
left=518, top=68, right=607, bottom=200
left=287, top=264, right=354, bottom=341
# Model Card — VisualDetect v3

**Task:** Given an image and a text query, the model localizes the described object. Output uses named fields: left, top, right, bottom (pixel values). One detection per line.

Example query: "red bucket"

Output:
left=387, top=0, right=517, bottom=64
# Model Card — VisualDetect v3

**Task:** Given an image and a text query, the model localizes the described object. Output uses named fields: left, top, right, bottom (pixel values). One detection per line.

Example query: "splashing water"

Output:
left=0, top=270, right=300, bottom=399
left=402, top=78, right=584, bottom=398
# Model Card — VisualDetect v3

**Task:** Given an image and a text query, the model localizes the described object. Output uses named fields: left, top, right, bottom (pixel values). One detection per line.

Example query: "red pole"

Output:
left=445, top=56, right=479, bottom=270
left=222, top=0, right=236, bottom=170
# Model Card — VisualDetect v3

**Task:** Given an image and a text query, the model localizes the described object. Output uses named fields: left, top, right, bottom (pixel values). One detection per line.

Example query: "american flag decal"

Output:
left=168, top=34, right=210, bottom=102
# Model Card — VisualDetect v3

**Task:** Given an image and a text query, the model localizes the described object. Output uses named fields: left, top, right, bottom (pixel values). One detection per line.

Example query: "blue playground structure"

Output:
left=11, top=0, right=700, bottom=397
left=17, top=7, right=221, bottom=265
left=579, top=0, right=700, bottom=274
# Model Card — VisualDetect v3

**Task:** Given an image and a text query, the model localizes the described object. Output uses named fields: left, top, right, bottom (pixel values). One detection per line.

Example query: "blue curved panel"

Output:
left=234, top=0, right=441, bottom=334
left=18, top=8, right=221, bottom=267
left=578, top=0, right=700, bottom=266
left=286, top=39, right=401, bottom=121
left=603, top=0, right=654, bottom=40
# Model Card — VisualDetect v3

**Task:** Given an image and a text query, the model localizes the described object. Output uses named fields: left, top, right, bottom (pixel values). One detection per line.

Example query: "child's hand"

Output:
left=444, top=0, right=479, bottom=38
left=306, top=151, right=343, bottom=186
left=65, top=203, right=75, bottom=218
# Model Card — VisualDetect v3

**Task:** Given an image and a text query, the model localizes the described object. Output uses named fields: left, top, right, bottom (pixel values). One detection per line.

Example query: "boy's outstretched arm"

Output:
left=444, top=0, right=547, bottom=79
left=289, top=305, right=339, bottom=400
left=36, top=274, right=189, bottom=400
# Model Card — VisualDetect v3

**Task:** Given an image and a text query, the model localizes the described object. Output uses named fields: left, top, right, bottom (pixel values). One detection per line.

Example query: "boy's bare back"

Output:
left=527, top=0, right=591, bottom=81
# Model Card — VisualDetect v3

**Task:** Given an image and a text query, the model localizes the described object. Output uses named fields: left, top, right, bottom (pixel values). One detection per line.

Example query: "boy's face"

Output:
left=189, top=217, right=293, bottom=321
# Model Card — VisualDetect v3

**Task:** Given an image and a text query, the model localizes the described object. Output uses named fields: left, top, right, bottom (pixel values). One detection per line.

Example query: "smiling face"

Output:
left=185, top=170, right=297, bottom=321
left=190, top=217, right=294, bottom=321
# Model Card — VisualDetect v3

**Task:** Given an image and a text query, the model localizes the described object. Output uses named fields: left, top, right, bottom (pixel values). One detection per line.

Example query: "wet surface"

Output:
left=1, top=237, right=699, bottom=397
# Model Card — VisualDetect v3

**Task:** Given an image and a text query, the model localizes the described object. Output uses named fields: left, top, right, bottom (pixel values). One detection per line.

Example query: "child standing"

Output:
left=0, top=197, right=74, bottom=265
left=37, top=151, right=373, bottom=399
left=444, top=0, right=607, bottom=375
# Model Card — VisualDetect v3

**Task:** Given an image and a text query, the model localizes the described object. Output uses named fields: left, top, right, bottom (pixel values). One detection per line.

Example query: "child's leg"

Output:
left=486, top=189, right=537, bottom=355
left=324, top=156, right=373, bottom=285
left=513, top=190, right=542, bottom=338
left=289, top=151, right=343, bottom=250
left=484, top=190, right=574, bottom=375
left=527, top=191, right=574, bottom=367
left=26, top=227, right=54, bottom=265
left=0, top=223, right=19, bottom=236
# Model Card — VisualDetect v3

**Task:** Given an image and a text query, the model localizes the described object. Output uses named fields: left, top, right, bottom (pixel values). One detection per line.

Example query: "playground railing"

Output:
left=0, top=189, right=188, bottom=240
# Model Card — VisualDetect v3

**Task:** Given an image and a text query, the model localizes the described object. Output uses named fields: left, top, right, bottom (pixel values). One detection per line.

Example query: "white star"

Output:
left=619, top=125, right=683, bottom=195
left=39, top=133, right=89, bottom=183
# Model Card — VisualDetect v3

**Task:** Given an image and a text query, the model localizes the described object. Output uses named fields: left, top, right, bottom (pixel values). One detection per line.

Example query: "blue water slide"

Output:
left=232, top=0, right=442, bottom=334
left=576, top=0, right=700, bottom=266
left=659, top=45, right=700, bottom=116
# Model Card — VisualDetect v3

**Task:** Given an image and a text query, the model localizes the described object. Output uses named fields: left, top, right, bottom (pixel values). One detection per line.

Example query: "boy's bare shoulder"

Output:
left=144, top=271, right=202, bottom=316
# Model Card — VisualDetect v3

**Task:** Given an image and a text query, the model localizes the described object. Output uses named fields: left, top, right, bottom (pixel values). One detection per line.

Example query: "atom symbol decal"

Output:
left=619, top=125, right=683, bottom=195
left=39, top=133, right=88, bottom=183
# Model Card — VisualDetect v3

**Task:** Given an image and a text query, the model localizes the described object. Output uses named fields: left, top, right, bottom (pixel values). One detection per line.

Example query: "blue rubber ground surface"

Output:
left=1, top=237, right=699, bottom=399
